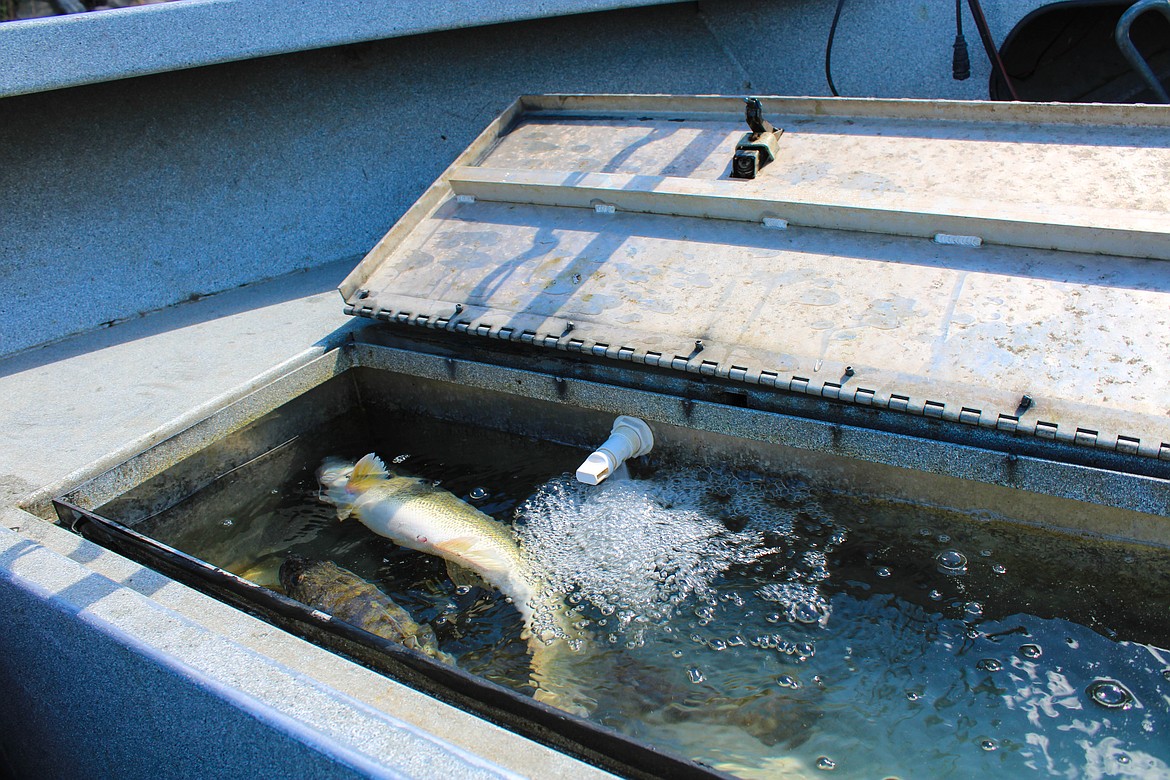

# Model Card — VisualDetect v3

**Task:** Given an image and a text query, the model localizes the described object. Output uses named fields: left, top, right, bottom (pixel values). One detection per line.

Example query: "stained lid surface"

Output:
left=341, top=95, right=1170, bottom=460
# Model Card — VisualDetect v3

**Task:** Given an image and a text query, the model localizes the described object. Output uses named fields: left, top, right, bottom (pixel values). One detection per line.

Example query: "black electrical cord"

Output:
left=966, top=0, right=1021, bottom=99
left=953, top=0, right=971, bottom=80
left=825, top=0, right=847, bottom=96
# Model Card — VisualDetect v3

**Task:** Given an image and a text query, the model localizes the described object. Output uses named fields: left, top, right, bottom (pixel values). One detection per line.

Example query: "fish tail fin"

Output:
left=348, top=453, right=389, bottom=490
left=530, top=639, right=594, bottom=717
left=524, top=587, right=594, bottom=716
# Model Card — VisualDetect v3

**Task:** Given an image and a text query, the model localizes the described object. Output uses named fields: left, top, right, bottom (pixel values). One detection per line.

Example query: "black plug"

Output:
left=953, top=32, right=971, bottom=80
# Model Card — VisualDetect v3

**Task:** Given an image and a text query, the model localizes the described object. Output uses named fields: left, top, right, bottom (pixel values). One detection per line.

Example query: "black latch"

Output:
left=731, top=98, right=784, bottom=179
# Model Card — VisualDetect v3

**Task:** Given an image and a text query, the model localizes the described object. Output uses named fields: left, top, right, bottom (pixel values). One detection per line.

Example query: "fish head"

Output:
left=278, top=554, right=313, bottom=593
left=316, top=453, right=390, bottom=520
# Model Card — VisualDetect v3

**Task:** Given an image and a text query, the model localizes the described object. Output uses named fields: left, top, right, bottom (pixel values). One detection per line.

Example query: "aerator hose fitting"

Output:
left=576, top=416, right=654, bottom=485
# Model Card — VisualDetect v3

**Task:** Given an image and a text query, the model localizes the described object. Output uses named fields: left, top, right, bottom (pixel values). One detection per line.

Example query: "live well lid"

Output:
left=340, top=94, right=1170, bottom=462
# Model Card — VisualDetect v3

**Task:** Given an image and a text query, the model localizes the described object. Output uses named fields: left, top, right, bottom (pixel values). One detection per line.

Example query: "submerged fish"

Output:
left=279, top=555, right=455, bottom=666
left=317, top=453, right=583, bottom=708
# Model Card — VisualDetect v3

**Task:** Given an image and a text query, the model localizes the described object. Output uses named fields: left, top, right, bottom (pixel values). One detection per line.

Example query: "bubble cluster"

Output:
left=515, top=467, right=774, bottom=631
left=757, top=582, right=832, bottom=627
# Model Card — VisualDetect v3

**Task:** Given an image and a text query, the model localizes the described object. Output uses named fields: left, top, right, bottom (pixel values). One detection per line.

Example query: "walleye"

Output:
left=317, top=453, right=584, bottom=708
left=280, top=555, right=455, bottom=666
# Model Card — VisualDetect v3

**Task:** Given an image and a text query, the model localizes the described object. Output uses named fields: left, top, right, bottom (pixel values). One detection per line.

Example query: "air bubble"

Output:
left=815, top=756, right=836, bottom=770
left=709, top=639, right=728, bottom=651
left=906, top=690, right=921, bottom=702
left=1117, top=754, right=1132, bottom=765
left=980, top=739, right=998, bottom=752
left=937, top=534, right=951, bottom=543
left=992, top=563, right=1006, bottom=574
left=777, top=675, right=801, bottom=689
left=1087, top=679, right=1135, bottom=709
left=687, top=667, right=705, bottom=684
left=977, top=658, right=1004, bottom=672
left=929, top=589, right=943, bottom=601
left=964, top=602, right=984, bottom=619
left=795, top=603, right=825, bottom=625
left=468, top=486, right=488, bottom=501
left=937, top=550, right=968, bottom=575
left=876, top=567, right=892, bottom=578
left=1020, top=644, right=1042, bottom=659
left=220, top=518, right=234, bottom=527
left=1162, top=669, right=1170, bottom=682
left=980, top=549, right=992, bottom=557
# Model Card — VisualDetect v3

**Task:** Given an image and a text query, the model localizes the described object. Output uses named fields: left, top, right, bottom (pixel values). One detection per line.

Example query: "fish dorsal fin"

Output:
left=435, top=537, right=502, bottom=577
left=445, top=559, right=490, bottom=590
left=348, top=453, right=388, bottom=489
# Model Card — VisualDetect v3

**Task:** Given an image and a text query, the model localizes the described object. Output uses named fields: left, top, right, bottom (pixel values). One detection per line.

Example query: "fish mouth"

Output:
left=316, top=458, right=354, bottom=487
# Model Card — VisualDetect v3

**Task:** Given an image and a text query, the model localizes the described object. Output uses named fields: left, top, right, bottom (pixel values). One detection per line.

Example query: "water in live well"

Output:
left=155, top=415, right=1170, bottom=779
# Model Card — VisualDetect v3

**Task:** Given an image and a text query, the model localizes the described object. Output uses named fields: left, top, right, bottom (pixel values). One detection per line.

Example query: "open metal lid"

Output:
left=341, top=94, right=1170, bottom=462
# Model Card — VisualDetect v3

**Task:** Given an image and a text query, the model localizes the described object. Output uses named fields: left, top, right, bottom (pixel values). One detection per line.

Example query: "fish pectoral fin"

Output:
left=348, top=453, right=389, bottom=490
left=434, top=537, right=502, bottom=575
left=445, top=559, right=490, bottom=591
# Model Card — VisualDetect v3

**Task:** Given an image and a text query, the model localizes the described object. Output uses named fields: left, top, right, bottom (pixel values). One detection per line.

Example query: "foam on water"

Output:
left=516, top=465, right=803, bottom=631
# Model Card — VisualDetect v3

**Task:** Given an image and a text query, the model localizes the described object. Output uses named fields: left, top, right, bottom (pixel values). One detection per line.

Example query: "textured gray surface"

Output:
left=0, top=260, right=357, bottom=492
left=0, top=0, right=687, bottom=98
left=702, top=0, right=1044, bottom=100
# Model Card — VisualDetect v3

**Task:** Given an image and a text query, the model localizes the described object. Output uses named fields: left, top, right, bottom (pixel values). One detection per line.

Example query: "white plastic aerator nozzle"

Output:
left=575, top=415, right=655, bottom=485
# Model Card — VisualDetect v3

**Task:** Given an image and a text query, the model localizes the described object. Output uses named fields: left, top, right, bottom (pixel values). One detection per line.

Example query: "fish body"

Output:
left=318, top=453, right=585, bottom=711
left=318, top=453, right=565, bottom=639
left=279, top=555, right=455, bottom=665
